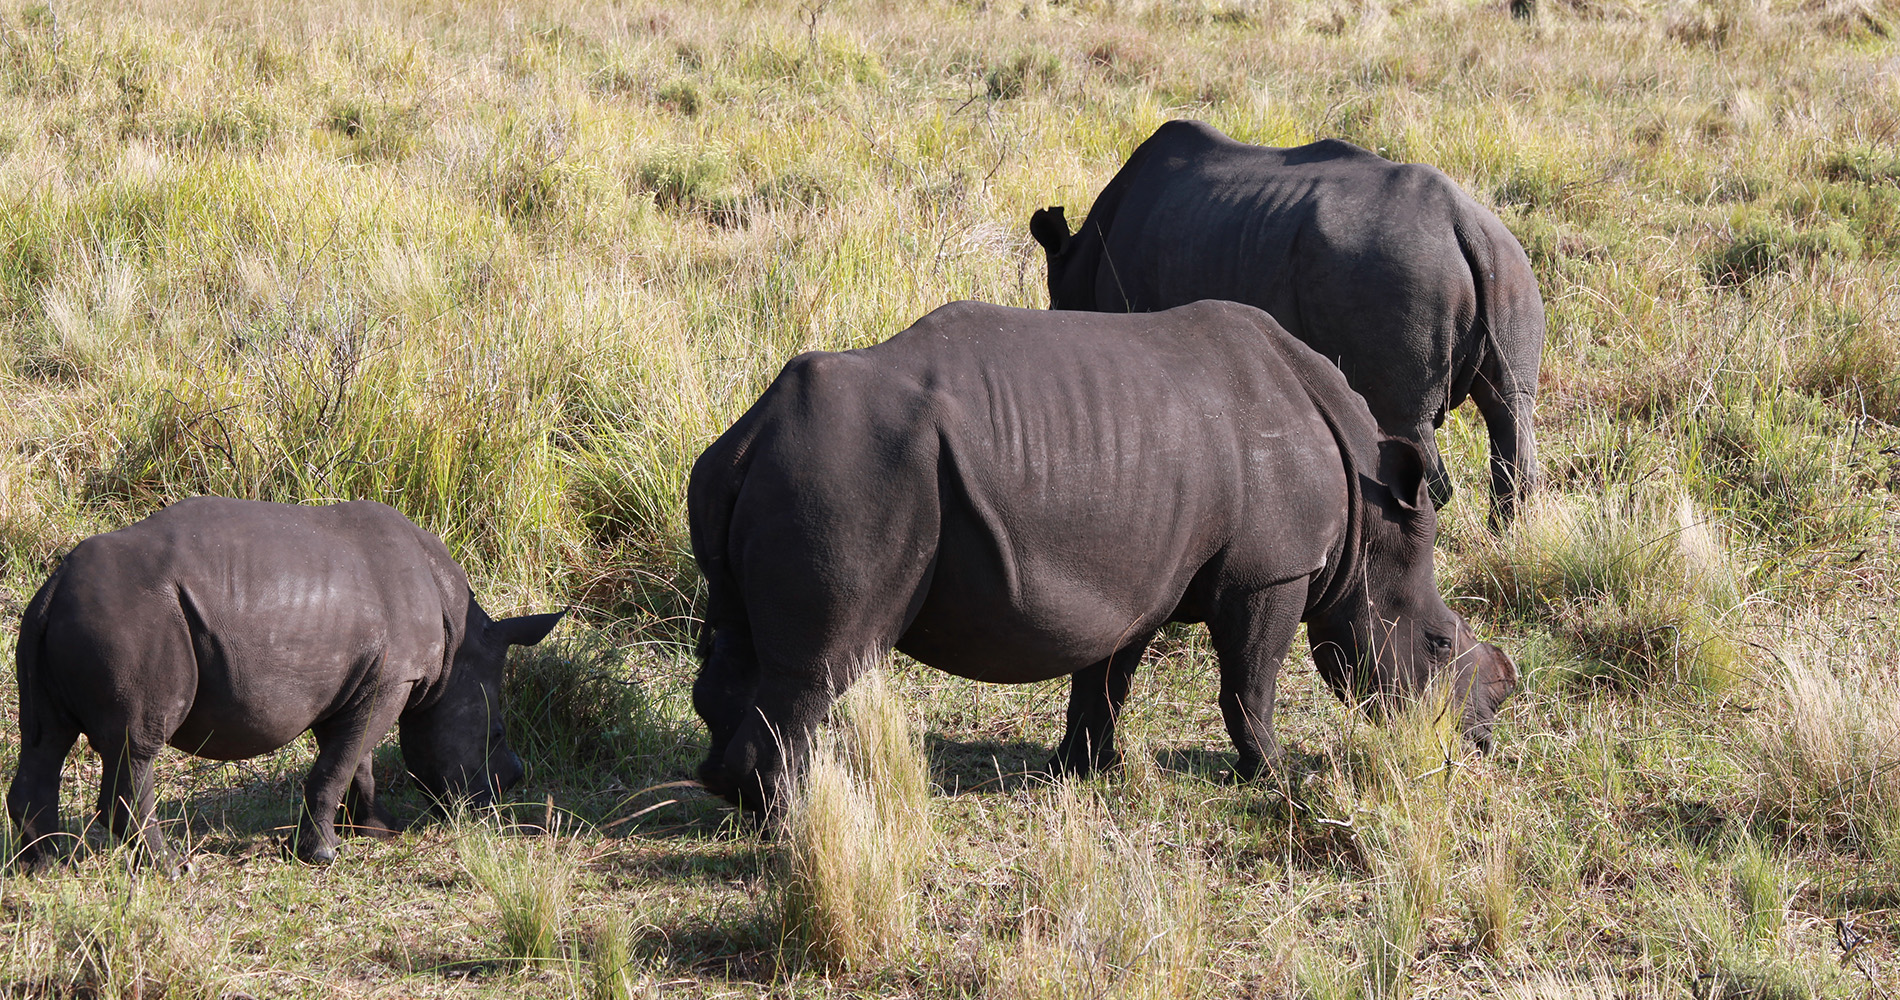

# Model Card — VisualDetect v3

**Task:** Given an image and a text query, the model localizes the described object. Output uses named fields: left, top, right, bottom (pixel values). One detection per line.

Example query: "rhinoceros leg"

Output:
left=90, top=735, right=172, bottom=875
left=705, top=446, right=938, bottom=815
left=340, top=757, right=401, bottom=839
left=1472, top=379, right=1537, bottom=528
left=1209, top=582, right=1307, bottom=781
left=710, top=579, right=919, bottom=814
left=694, top=625, right=761, bottom=793
left=7, top=715, right=78, bottom=869
left=301, top=695, right=407, bottom=864
left=1049, top=632, right=1157, bottom=777
left=1412, top=422, right=1455, bottom=510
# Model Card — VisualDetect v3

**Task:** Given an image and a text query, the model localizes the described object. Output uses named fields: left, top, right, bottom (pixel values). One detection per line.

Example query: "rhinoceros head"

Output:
left=1307, top=438, right=1517, bottom=750
left=401, top=602, right=564, bottom=805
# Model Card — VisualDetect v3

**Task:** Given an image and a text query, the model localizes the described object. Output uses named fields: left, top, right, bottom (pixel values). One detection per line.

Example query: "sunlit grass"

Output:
left=1, top=0, right=1897, bottom=996
left=776, top=670, right=933, bottom=972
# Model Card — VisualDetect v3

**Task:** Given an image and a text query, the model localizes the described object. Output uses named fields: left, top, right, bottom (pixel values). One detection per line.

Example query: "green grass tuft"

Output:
left=1456, top=492, right=1746, bottom=692
left=1702, top=213, right=1861, bottom=286
left=462, top=826, right=578, bottom=967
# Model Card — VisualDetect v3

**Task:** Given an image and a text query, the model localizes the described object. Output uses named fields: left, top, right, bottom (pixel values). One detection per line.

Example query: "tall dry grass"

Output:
left=776, top=669, right=934, bottom=971
left=986, top=782, right=1207, bottom=1000
left=1749, top=633, right=1900, bottom=852
left=1456, top=490, right=1749, bottom=691
left=463, top=826, right=580, bottom=967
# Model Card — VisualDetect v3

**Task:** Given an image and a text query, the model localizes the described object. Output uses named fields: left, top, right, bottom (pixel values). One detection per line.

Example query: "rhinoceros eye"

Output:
left=1427, top=634, right=1454, bottom=660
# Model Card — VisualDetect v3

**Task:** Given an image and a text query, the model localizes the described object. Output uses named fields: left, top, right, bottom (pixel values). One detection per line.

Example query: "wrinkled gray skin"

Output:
left=1031, top=119, right=1546, bottom=526
left=8, top=498, right=563, bottom=871
left=689, top=300, right=1517, bottom=813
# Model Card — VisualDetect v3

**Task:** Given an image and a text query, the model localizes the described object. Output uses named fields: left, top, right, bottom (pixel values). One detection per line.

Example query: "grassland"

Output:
left=1, top=0, right=1898, bottom=995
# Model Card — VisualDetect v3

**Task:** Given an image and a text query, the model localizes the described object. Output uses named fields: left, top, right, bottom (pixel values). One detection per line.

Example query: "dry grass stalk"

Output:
left=777, top=668, right=933, bottom=971
left=988, top=784, right=1207, bottom=1000
left=1751, top=637, right=1900, bottom=851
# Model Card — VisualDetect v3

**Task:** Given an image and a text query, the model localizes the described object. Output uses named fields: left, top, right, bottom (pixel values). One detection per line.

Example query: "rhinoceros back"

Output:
left=835, top=302, right=1356, bottom=681
left=36, top=499, right=455, bottom=760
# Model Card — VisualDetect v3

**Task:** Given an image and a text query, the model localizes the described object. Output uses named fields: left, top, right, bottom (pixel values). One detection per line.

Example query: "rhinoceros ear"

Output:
left=487, top=609, right=566, bottom=648
left=1029, top=206, right=1071, bottom=257
left=1376, top=437, right=1430, bottom=514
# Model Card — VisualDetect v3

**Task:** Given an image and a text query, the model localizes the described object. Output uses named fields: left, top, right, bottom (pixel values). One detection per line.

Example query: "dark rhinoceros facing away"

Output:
left=8, top=498, right=563, bottom=870
left=1030, top=119, right=1546, bottom=526
left=688, top=300, right=1517, bottom=812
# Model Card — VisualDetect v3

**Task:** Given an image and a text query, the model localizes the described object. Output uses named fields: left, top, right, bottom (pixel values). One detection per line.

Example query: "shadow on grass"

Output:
left=367, top=836, right=782, bottom=989
left=926, top=735, right=1320, bottom=795
left=663, top=910, right=782, bottom=984
left=1153, top=745, right=1249, bottom=782
left=924, top=734, right=1051, bottom=795
left=146, top=743, right=726, bottom=862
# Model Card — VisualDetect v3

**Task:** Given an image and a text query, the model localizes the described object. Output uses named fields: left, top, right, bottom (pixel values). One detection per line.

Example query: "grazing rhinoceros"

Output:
left=688, top=300, right=1516, bottom=812
left=1030, top=119, right=1546, bottom=526
left=8, top=498, right=563, bottom=870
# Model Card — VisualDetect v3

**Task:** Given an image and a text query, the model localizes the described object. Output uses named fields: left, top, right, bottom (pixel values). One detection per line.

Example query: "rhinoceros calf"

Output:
left=8, top=498, right=563, bottom=869
left=688, top=300, right=1517, bottom=812
left=1031, top=119, right=1546, bottom=525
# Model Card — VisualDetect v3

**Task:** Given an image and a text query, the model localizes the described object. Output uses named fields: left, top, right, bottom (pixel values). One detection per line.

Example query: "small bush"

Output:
left=1665, top=0, right=1757, bottom=49
left=1781, top=180, right=1900, bottom=257
left=1084, top=35, right=1158, bottom=85
left=1702, top=215, right=1860, bottom=286
left=321, top=98, right=429, bottom=161
left=655, top=79, right=701, bottom=116
left=1818, top=145, right=1900, bottom=186
left=1495, top=163, right=1575, bottom=212
left=1810, top=1, right=1892, bottom=39
left=631, top=147, right=740, bottom=221
left=460, top=114, right=609, bottom=226
left=986, top=48, right=1062, bottom=100
left=159, top=99, right=285, bottom=153
left=588, top=63, right=643, bottom=98
left=1703, top=172, right=1770, bottom=204
left=754, top=164, right=849, bottom=212
left=728, top=35, right=884, bottom=91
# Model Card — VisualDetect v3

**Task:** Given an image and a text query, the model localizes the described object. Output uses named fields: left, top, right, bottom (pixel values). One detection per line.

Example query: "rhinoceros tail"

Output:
left=1454, top=206, right=1546, bottom=525
left=13, top=558, right=66, bottom=748
left=687, top=415, right=766, bottom=662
